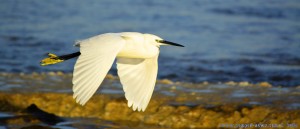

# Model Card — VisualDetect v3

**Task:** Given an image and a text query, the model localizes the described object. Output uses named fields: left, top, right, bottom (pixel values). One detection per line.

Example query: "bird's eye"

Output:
left=155, top=39, right=161, bottom=43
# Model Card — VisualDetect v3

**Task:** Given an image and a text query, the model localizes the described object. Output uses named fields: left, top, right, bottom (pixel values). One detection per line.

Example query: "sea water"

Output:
left=0, top=0, right=299, bottom=86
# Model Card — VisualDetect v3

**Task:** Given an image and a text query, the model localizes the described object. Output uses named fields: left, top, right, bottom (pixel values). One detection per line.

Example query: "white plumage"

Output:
left=71, top=32, right=183, bottom=111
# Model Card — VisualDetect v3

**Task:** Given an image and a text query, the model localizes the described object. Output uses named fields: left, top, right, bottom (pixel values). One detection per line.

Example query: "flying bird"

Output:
left=40, top=32, right=184, bottom=111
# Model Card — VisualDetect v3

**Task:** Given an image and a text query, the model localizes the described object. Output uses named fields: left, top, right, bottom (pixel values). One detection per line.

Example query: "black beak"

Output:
left=158, top=40, right=184, bottom=47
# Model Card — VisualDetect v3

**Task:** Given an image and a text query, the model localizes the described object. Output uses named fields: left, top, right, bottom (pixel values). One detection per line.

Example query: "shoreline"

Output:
left=0, top=92, right=299, bottom=128
left=1, top=72, right=299, bottom=87
left=0, top=72, right=299, bottom=128
left=0, top=92, right=300, bottom=128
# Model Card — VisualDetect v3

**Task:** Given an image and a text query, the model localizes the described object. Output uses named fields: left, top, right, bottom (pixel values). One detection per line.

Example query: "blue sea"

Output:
left=0, top=0, right=300, bottom=86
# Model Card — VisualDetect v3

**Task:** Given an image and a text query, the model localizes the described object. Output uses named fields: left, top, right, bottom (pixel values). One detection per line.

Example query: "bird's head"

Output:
left=143, top=34, right=184, bottom=47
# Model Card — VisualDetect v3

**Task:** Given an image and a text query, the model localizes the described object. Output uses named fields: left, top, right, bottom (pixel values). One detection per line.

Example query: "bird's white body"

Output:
left=117, top=32, right=160, bottom=58
left=73, top=32, right=163, bottom=111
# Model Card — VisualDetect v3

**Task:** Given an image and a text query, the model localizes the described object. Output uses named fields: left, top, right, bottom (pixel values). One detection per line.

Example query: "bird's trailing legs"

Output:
left=40, top=52, right=81, bottom=66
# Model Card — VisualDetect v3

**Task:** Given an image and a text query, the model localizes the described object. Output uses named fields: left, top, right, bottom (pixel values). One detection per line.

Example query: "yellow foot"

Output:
left=48, top=53, right=58, bottom=58
left=40, top=53, right=64, bottom=66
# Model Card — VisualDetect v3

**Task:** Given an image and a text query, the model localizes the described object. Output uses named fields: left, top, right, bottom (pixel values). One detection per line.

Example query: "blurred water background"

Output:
left=0, top=0, right=300, bottom=87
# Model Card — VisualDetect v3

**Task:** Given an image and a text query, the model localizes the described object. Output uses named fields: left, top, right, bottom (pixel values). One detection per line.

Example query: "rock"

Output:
left=105, top=74, right=115, bottom=79
left=0, top=91, right=299, bottom=128
left=190, top=92, right=196, bottom=95
left=232, top=111, right=241, bottom=121
left=56, top=71, right=64, bottom=76
left=239, top=117, right=251, bottom=123
left=247, top=107, right=271, bottom=122
left=104, top=100, right=132, bottom=120
left=25, top=104, right=64, bottom=125
left=225, top=81, right=237, bottom=86
left=47, top=72, right=56, bottom=76
left=241, top=107, right=250, bottom=115
left=186, top=107, right=204, bottom=119
left=157, top=105, right=175, bottom=115
left=258, top=82, right=272, bottom=87
left=160, top=79, right=174, bottom=84
left=239, top=82, right=251, bottom=87
left=175, top=106, right=190, bottom=113
left=202, top=81, right=209, bottom=85
left=170, top=86, right=176, bottom=90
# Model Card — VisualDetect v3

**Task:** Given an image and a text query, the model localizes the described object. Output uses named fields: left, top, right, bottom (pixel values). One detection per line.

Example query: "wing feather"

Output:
left=72, top=33, right=125, bottom=105
left=117, top=54, right=159, bottom=111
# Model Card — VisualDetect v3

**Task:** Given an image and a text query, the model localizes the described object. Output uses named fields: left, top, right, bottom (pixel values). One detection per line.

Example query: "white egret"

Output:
left=40, top=32, right=184, bottom=111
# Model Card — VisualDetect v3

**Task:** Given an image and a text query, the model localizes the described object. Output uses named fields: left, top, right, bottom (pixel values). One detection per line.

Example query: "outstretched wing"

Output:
left=73, top=33, right=125, bottom=105
left=116, top=54, right=159, bottom=111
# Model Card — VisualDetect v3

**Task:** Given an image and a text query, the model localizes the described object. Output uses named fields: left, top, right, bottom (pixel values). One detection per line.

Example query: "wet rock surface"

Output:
left=0, top=92, right=299, bottom=128
left=0, top=73, right=299, bottom=128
